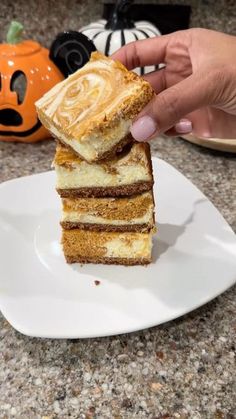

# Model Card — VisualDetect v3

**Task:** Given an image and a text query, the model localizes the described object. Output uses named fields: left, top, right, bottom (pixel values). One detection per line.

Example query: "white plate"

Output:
left=182, top=134, right=236, bottom=153
left=0, top=159, right=235, bottom=339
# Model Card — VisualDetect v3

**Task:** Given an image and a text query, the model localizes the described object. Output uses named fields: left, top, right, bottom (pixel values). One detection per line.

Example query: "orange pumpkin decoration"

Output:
left=0, top=21, right=64, bottom=142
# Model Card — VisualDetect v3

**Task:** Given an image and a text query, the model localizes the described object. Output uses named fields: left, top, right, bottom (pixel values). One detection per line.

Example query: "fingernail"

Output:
left=175, top=119, right=192, bottom=134
left=201, top=130, right=211, bottom=138
left=131, top=116, right=157, bottom=141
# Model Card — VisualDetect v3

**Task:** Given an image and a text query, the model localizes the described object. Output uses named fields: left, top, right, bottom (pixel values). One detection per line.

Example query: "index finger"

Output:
left=111, top=34, right=171, bottom=70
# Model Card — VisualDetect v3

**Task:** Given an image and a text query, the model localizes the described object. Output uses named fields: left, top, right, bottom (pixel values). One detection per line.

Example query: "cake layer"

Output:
left=62, top=229, right=153, bottom=265
left=61, top=192, right=155, bottom=232
left=54, top=142, right=154, bottom=197
left=36, top=52, right=154, bottom=162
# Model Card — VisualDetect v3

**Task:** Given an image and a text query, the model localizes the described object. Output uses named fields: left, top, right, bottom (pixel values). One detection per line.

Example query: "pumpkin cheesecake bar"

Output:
left=61, top=191, right=155, bottom=232
left=53, top=142, right=154, bottom=198
left=62, top=229, right=154, bottom=265
left=36, top=52, right=154, bottom=163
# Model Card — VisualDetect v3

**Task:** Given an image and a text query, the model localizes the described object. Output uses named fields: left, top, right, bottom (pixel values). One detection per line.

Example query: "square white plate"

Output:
left=0, top=158, right=235, bottom=338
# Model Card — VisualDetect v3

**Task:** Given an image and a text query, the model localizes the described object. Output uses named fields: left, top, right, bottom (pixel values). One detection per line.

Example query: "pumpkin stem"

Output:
left=6, top=21, right=24, bottom=44
left=105, top=0, right=135, bottom=30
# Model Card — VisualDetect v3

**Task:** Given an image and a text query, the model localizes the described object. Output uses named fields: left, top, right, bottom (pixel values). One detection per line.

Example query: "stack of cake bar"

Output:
left=36, top=52, right=156, bottom=265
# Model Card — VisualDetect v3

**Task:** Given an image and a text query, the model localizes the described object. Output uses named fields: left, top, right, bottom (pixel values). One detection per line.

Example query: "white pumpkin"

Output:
left=80, top=1, right=161, bottom=75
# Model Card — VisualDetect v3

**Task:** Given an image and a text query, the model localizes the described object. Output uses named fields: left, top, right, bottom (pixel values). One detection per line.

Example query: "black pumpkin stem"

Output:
left=105, top=0, right=135, bottom=30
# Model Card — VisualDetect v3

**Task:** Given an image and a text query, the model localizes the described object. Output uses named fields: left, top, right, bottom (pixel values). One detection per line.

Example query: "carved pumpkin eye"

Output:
left=10, top=71, right=27, bottom=104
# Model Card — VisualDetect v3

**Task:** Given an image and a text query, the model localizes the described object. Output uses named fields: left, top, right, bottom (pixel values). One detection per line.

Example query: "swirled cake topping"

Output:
left=36, top=52, right=154, bottom=163
left=40, top=54, right=142, bottom=133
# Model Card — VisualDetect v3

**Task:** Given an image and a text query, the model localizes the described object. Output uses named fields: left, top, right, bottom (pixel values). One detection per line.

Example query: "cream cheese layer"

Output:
left=105, top=234, right=152, bottom=259
left=61, top=210, right=153, bottom=226
left=50, top=119, right=131, bottom=162
left=54, top=142, right=152, bottom=189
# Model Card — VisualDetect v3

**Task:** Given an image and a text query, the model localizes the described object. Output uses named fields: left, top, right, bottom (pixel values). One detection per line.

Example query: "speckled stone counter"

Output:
left=0, top=1, right=236, bottom=417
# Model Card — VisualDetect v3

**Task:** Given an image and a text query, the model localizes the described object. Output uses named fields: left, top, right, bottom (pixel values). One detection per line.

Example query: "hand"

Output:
left=112, top=29, right=236, bottom=141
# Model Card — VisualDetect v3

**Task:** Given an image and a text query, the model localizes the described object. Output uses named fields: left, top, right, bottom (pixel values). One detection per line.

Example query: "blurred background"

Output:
left=0, top=0, right=236, bottom=47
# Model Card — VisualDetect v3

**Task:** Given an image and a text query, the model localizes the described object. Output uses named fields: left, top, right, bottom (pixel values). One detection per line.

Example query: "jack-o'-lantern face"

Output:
left=0, top=29, right=97, bottom=143
left=0, top=41, right=63, bottom=142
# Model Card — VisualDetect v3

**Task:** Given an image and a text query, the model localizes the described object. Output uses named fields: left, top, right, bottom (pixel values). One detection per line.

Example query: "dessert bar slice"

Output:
left=62, top=229, right=154, bottom=265
left=36, top=52, right=153, bottom=162
left=53, top=142, right=154, bottom=197
left=61, top=191, right=155, bottom=232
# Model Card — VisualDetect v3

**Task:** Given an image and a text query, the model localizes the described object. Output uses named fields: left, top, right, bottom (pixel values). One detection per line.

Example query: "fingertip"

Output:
left=131, top=116, right=158, bottom=142
left=175, top=119, right=192, bottom=134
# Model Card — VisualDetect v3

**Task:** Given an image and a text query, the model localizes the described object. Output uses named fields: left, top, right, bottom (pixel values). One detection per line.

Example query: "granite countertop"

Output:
left=0, top=0, right=236, bottom=417
left=0, top=136, right=235, bottom=418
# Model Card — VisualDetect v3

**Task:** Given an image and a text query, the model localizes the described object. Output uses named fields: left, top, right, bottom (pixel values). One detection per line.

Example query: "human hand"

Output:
left=112, top=29, right=236, bottom=141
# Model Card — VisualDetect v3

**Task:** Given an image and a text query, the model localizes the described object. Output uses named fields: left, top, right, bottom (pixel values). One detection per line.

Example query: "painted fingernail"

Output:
left=131, top=116, right=157, bottom=141
left=175, top=119, right=192, bottom=134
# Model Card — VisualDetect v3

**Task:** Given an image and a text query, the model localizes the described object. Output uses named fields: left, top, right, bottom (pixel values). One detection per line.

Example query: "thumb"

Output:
left=131, top=73, right=216, bottom=141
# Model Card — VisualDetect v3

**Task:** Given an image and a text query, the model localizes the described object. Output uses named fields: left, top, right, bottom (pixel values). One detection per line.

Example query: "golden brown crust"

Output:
left=60, top=221, right=153, bottom=233
left=57, top=181, right=154, bottom=198
left=65, top=255, right=151, bottom=265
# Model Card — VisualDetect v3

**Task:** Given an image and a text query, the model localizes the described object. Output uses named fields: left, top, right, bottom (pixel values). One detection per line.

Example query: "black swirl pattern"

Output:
left=50, top=31, right=97, bottom=77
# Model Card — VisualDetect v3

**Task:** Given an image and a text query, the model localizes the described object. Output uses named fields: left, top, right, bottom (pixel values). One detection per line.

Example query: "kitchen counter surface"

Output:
left=0, top=136, right=235, bottom=418
left=0, top=0, right=236, bottom=417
